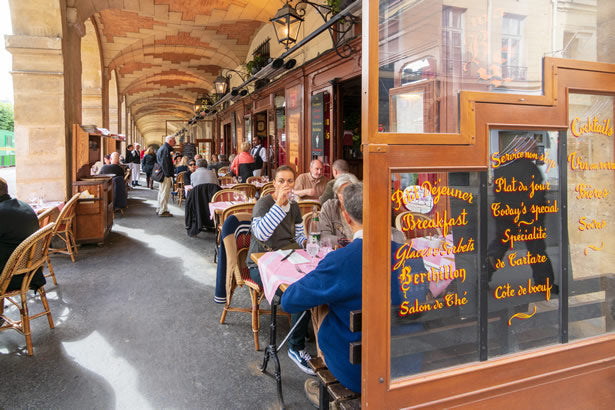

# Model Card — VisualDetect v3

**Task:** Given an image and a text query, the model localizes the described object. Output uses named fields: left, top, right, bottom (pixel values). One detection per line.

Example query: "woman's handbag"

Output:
left=152, top=163, right=165, bottom=182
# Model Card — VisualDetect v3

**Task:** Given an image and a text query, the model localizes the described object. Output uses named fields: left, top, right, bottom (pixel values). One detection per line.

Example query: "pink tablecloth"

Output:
left=208, top=201, right=249, bottom=220
left=221, top=181, right=266, bottom=189
left=30, top=201, right=64, bottom=214
left=411, top=234, right=456, bottom=297
left=257, top=249, right=323, bottom=303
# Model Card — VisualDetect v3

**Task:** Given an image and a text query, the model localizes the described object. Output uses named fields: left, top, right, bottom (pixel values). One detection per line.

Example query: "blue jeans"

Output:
left=249, top=266, right=309, bottom=351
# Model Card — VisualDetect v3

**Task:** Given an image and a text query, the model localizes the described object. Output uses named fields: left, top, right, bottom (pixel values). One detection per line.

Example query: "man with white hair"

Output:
left=99, top=152, right=124, bottom=177
left=156, top=135, right=176, bottom=217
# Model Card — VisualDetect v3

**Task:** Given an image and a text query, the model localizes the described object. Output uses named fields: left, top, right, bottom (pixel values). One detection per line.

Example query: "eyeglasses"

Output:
left=189, top=162, right=196, bottom=166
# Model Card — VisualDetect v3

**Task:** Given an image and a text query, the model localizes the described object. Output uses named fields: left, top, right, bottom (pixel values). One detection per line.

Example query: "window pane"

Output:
left=378, top=0, right=615, bottom=134
left=390, top=171, right=480, bottom=380
left=487, top=130, right=561, bottom=357
left=567, top=93, right=615, bottom=340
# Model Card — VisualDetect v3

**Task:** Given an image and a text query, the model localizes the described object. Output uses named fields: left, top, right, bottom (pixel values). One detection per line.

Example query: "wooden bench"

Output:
left=308, top=310, right=362, bottom=410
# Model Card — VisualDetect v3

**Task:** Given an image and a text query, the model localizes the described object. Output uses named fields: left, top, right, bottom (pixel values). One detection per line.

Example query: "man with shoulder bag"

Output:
left=155, top=135, right=176, bottom=217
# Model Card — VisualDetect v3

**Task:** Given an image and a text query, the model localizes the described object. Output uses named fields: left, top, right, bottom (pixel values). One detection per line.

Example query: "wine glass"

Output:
left=306, top=237, right=320, bottom=263
left=237, top=176, right=243, bottom=183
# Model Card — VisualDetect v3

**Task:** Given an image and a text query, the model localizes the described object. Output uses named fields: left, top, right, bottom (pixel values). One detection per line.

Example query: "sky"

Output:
left=0, top=0, right=13, bottom=103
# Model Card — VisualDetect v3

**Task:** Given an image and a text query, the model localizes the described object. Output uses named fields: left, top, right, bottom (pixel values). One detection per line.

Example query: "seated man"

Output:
left=320, top=173, right=358, bottom=244
left=0, top=178, right=46, bottom=298
left=247, top=165, right=314, bottom=375
left=281, top=182, right=427, bottom=404
left=99, top=152, right=124, bottom=177
left=319, top=159, right=353, bottom=205
left=294, top=159, right=329, bottom=200
left=189, top=159, right=218, bottom=187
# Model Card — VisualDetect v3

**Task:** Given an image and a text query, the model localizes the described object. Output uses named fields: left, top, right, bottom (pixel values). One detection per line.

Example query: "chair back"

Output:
left=0, top=223, right=55, bottom=294
left=221, top=203, right=256, bottom=227
left=395, top=211, right=443, bottom=240
left=222, top=213, right=253, bottom=289
left=260, top=187, right=275, bottom=197
left=52, top=193, right=81, bottom=236
left=212, top=189, right=244, bottom=203
left=218, top=166, right=230, bottom=176
left=297, top=200, right=321, bottom=217
left=37, top=207, right=59, bottom=228
left=233, top=183, right=257, bottom=198
left=246, top=176, right=264, bottom=184
left=219, top=176, right=234, bottom=185
left=261, top=182, right=274, bottom=191
left=302, top=212, right=314, bottom=237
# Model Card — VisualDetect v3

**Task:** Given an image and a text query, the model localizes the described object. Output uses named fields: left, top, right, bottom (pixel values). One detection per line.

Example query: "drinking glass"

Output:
left=240, top=192, right=247, bottom=202
left=288, top=190, right=298, bottom=203
left=306, top=237, right=320, bottom=263
left=233, top=192, right=240, bottom=202
left=237, top=176, right=243, bottom=183
left=321, top=237, right=333, bottom=255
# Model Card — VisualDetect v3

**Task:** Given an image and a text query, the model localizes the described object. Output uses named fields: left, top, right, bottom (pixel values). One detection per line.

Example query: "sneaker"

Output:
left=159, top=211, right=173, bottom=217
left=288, top=348, right=315, bottom=375
left=304, top=378, right=320, bottom=408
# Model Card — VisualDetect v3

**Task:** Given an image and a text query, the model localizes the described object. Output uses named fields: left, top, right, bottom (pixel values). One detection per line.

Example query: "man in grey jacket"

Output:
left=190, top=159, right=219, bottom=187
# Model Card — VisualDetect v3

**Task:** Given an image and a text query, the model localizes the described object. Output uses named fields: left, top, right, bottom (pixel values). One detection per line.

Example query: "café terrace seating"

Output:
left=211, top=189, right=243, bottom=203
left=260, top=186, right=275, bottom=197
left=0, top=223, right=56, bottom=356
left=297, top=200, right=321, bottom=217
left=218, top=176, right=234, bottom=185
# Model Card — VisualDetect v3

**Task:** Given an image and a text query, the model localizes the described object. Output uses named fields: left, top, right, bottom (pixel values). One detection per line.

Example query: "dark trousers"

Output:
left=249, top=266, right=309, bottom=351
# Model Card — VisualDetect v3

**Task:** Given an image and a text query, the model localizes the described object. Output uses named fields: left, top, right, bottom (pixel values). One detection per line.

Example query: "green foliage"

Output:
left=327, top=0, right=341, bottom=14
left=0, top=103, right=14, bottom=132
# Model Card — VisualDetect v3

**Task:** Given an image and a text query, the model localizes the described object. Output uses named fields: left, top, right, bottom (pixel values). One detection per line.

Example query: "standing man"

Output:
left=294, top=159, right=329, bottom=200
left=250, top=136, right=267, bottom=177
left=132, top=143, right=141, bottom=186
left=319, top=159, right=352, bottom=205
left=156, top=135, right=175, bottom=217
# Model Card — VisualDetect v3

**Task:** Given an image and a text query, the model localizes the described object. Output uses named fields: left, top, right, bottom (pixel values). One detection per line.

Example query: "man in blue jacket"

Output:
left=281, top=182, right=427, bottom=405
left=156, top=135, right=175, bottom=217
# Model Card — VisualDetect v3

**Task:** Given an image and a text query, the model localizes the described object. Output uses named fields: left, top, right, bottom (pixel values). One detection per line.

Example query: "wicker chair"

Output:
left=48, top=193, right=80, bottom=264
left=233, top=183, right=257, bottom=198
left=219, top=176, right=234, bottom=185
left=174, top=171, right=188, bottom=206
left=298, top=200, right=321, bottom=217
left=303, top=212, right=314, bottom=237
left=395, top=211, right=443, bottom=241
left=218, top=166, right=230, bottom=176
left=260, top=187, right=275, bottom=197
left=218, top=213, right=269, bottom=350
left=261, top=182, right=274, bottom=191
left=212, top=189, right=244, bottom=203
left=37, top=207, right=59, bottom=229
left=246, top=176, right=265, bottom=184
left=124, top=168, right=132, bottom=191
left=0, top=223, right=56, bottom=355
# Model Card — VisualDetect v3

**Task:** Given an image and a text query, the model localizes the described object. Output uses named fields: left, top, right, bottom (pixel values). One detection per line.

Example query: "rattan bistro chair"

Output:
left=260, top=186, right=275, bottom=197
left=37, top=208, right=60, bottom=285
left=46, top=193, right=80, bottom=281
left=212, top=189, right=243, bottom=203
left=233, top=183, right=257, bottom=198
left=218, top=176, right=234, bottom=185
left=297, top=200, right=321, bottom=217
left=219, top=213, right=274, bottom=350
left=0, top=223, right=56, bottom=356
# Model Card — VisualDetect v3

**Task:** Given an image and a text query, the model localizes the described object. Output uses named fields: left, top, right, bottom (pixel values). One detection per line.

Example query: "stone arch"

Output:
left=109, top=68, right=119, bottom=133
left=81, top=17, right=103, bottom=127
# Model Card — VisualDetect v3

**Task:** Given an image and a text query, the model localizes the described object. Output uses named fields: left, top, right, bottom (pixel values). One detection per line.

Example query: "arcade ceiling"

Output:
left=75, top=0, right=285, bottom=142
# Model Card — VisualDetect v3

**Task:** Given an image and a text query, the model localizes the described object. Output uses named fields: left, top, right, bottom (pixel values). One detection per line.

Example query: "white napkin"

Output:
left=276, top=249, right=309, bottom=264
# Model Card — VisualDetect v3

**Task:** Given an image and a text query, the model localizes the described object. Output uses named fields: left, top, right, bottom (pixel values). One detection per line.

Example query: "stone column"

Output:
left=7, top=0, right=84, bottom=201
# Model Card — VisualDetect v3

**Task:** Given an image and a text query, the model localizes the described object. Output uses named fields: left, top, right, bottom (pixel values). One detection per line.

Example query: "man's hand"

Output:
left=296, top=187, right=316, bottom=198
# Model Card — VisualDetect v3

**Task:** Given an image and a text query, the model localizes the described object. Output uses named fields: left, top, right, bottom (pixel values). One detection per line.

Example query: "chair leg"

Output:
left=219, top=285, right=235, bottom=324
left=69, top=228, right=78, bottom=256
left=20, top=294, right=33, bottom=356
left=38, top=288, right=54, bottom=329
left=45, top=255, right=57, bottom=286
left=250, top=288, right=260, bottom=351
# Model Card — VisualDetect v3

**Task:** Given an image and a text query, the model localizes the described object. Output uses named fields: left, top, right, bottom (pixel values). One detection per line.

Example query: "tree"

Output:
left=0, top=103, right=14, bottom=131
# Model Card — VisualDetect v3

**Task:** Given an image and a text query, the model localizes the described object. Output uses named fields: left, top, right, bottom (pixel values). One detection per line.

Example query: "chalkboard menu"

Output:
left=182, top=142, right=196, bottom=159
left=311, top=92, right=324, bottom=157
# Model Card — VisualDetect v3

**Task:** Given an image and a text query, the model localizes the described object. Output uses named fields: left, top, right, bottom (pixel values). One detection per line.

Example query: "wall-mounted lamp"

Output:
left=270, top=2, right=303, bottom=50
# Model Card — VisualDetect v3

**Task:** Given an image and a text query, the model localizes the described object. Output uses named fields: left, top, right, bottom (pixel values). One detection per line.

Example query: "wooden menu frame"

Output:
left=362, top=0, right=615, bottom=406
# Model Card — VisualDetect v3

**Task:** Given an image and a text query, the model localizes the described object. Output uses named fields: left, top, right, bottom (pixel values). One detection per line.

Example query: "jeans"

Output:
left=249, top=266, right=309, bottom=351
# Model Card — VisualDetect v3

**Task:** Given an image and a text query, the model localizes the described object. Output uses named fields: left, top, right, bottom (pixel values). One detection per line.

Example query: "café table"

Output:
left=220, top=180, right=267, bottom=190
left=208, top=200, right=251, bottom=221
left=184, top=184, right=192, bottom=198
left=29, top=201, right=64, bottom=215
left=251, top=248, right=324, bottom=409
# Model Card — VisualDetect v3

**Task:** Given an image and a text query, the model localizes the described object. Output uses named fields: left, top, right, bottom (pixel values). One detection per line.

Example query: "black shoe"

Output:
left=135, top=182, right=140, bottom=186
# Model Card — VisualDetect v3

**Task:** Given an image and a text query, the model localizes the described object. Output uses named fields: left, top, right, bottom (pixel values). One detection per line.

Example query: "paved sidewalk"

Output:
left=0, top=179, right=315, bottom=409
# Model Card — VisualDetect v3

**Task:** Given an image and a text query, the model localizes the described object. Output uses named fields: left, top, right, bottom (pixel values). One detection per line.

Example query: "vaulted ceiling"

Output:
left=75, top=0, right=285, bottom=144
